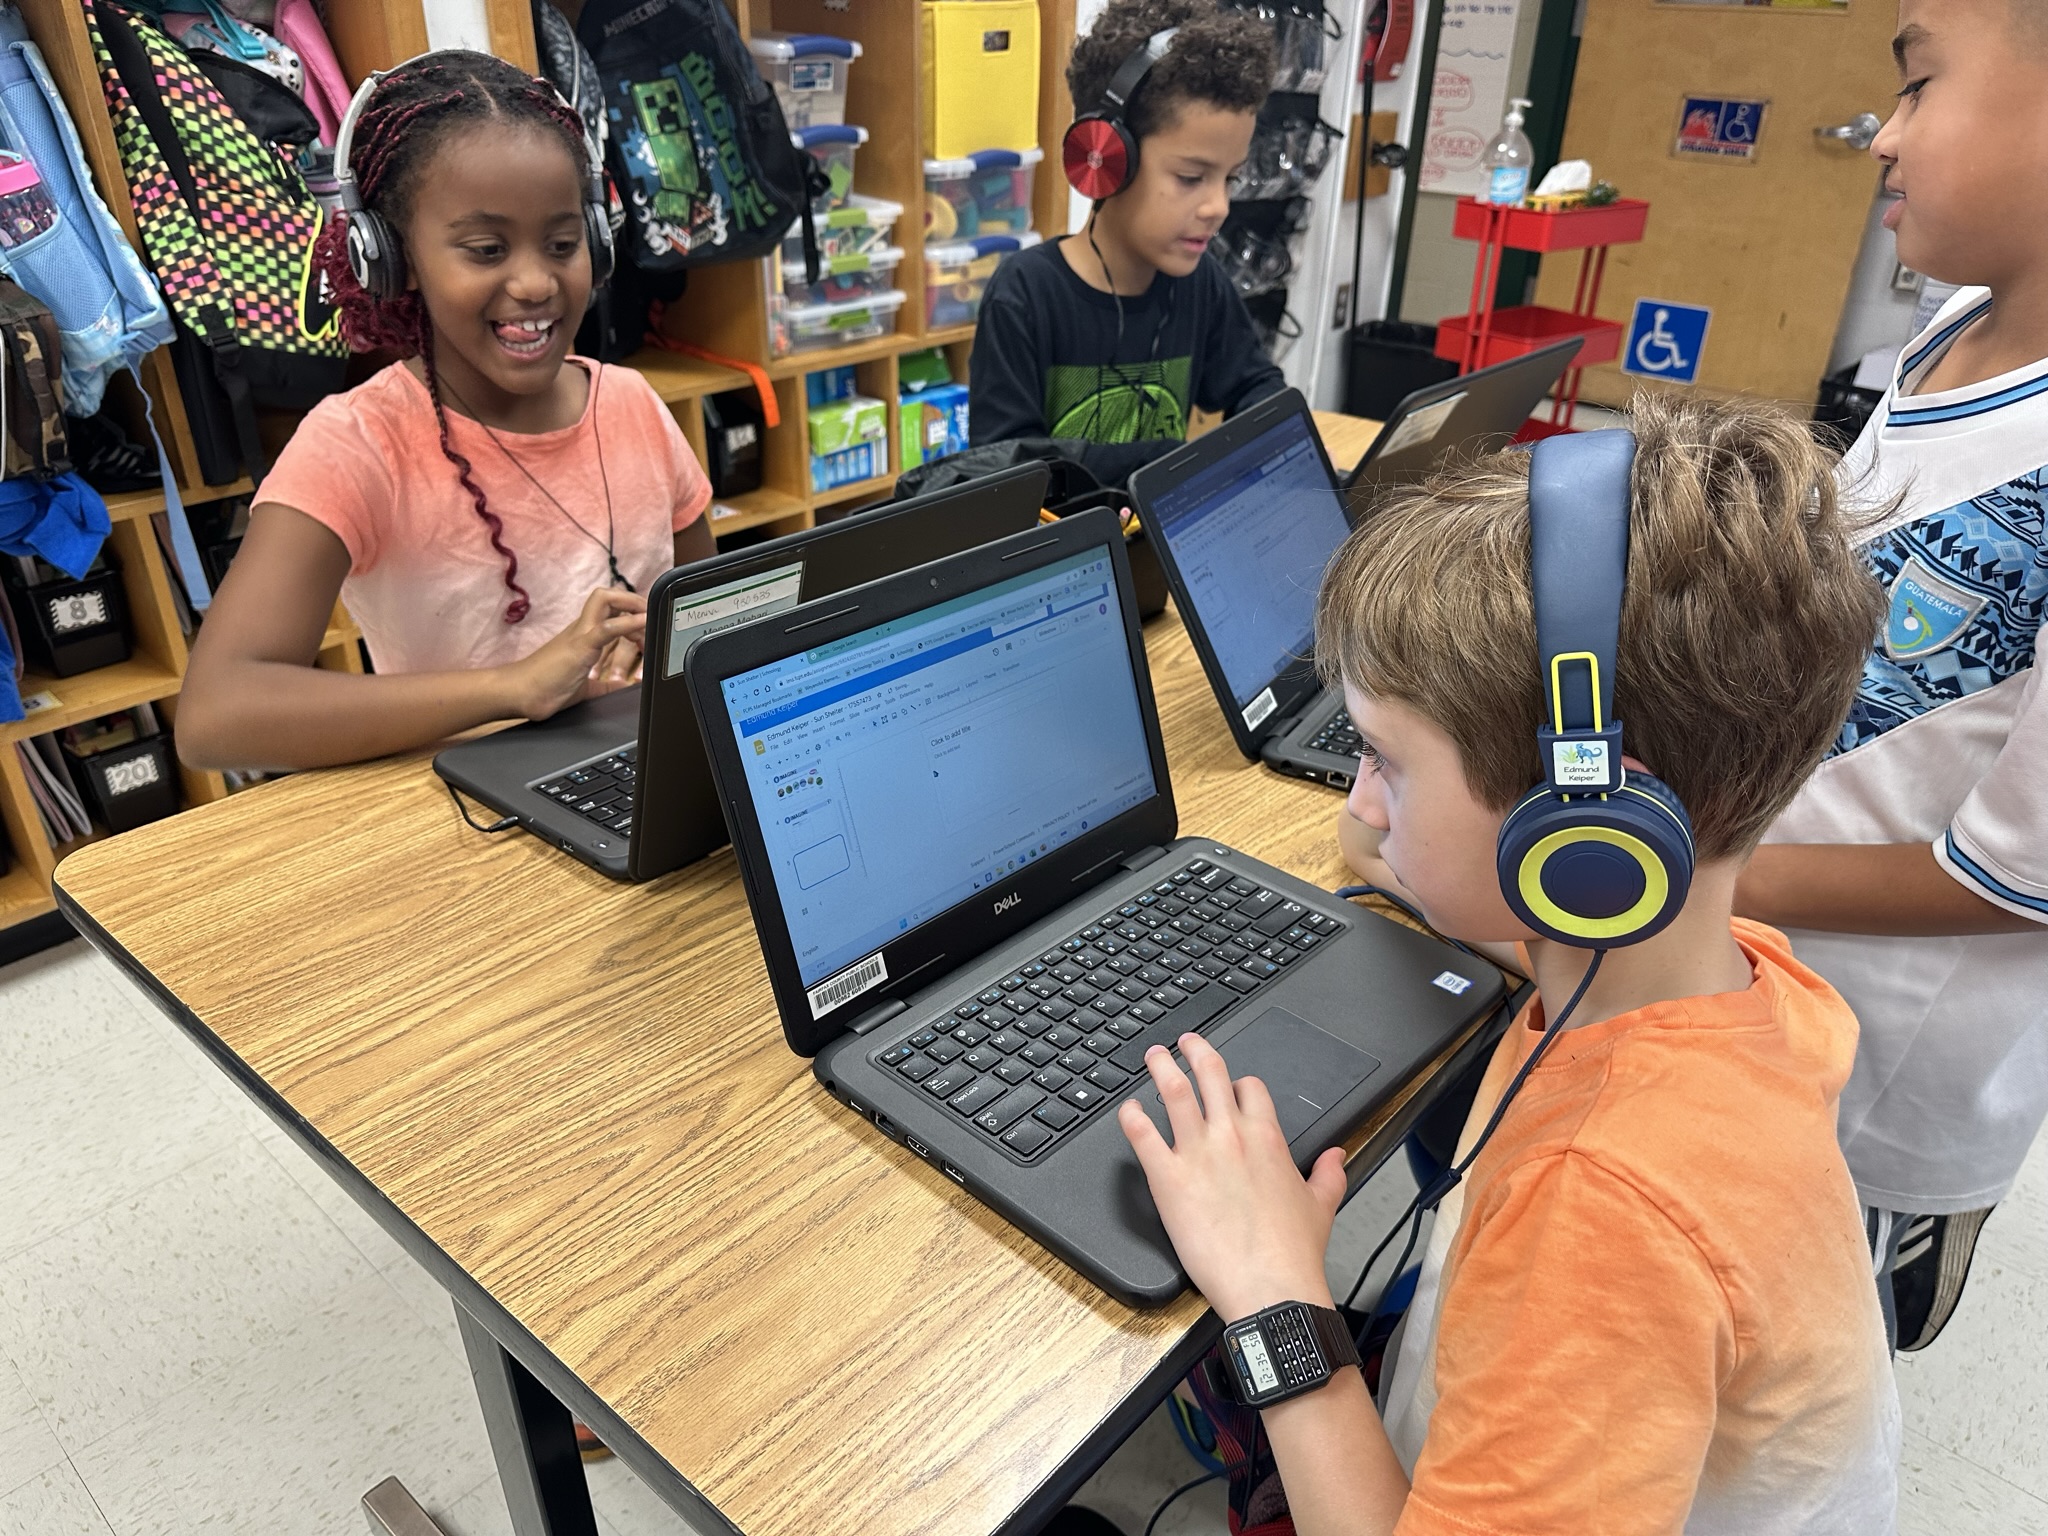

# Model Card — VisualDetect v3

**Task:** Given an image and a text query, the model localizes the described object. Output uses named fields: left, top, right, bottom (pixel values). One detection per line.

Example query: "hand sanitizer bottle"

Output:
left=1483, top=98, right=1535, bottom=206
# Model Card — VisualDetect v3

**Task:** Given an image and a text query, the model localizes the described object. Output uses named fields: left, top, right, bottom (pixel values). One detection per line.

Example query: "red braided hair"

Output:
left=311, top=51, right=594, bottom=625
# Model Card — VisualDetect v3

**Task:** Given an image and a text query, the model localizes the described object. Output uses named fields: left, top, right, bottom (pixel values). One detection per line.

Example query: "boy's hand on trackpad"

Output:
left=1119, top=1033, right=1345, bottom=1321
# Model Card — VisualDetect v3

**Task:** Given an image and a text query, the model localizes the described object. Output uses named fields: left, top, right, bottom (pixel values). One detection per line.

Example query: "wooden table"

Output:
left=1312, top=410, right=1382, bottom=475
left=55, top=605, right=1487, bottom=1536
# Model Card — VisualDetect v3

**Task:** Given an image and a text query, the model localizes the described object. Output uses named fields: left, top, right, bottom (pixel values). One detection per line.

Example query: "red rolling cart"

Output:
left=1436, top=196, right=1650, bottom=434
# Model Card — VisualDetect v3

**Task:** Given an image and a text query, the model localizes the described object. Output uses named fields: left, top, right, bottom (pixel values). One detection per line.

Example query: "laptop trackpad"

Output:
left=1217, top=1008, right=1381, bottom=1145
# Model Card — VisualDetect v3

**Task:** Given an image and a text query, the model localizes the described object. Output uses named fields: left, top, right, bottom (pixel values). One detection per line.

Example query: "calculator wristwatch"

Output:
left=1217, top=1300, right=1362, bottom=1408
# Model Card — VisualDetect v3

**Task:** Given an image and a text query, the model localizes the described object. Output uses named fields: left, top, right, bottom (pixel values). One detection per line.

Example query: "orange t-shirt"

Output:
left=255, top=358, right=710, bottom=676
left=1382, top=920, right=1900, bottom=1535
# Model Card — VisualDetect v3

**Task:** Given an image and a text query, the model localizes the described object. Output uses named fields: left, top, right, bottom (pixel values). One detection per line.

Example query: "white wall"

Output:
left=422, top=0, right=493, bottom=54
left=1291, top=0, right=1433, bottom=406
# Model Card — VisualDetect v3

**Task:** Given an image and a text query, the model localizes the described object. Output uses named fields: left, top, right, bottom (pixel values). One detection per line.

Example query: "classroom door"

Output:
left=1534, top=0, right=1899, bottom=408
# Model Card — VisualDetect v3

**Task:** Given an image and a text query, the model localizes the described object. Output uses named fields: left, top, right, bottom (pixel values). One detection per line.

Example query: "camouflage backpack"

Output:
left=86, top=0, right=344, bottom=484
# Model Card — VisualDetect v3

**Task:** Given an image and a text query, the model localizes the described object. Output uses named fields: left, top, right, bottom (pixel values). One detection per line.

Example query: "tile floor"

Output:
left=1, top=937, right=2044, bottom=1535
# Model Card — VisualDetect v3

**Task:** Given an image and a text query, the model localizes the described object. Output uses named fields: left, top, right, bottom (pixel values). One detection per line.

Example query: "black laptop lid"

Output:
left=1344, top=338, right=1583, bottom=509
left=1128, top=389, right=1350, bottom=759
left=686, top=507, right=1175, bottom=1054
left=628, top=463, right=1049, bottom=875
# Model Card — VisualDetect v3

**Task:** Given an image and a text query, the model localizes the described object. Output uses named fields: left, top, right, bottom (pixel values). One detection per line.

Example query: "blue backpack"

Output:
left=0, top=4, right=209, bottom=609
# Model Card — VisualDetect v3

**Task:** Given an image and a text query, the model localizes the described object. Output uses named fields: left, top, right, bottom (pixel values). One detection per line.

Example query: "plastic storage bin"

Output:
left=783, top=194, right=903, bottom=266
left=62, top=731, right=179, bottom=835
left=924, top=148, right=1041, bottom=239
left=747, top=32, right=862, bottom=129
left=2, top=553, right=131, bottom=677
left=920, top=0, right=1040, bottom=158
left=793, top=124, right=867, bottom=212
left=769, top=288, right=907, bottom=358
left=772, top=244, right=905, bottom=311
left=924, top=231, right=1040, bottom=328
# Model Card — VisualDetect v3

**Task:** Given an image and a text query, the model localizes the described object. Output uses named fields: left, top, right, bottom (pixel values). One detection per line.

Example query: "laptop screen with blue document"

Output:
left=718, top=544, right=1156, bottom=990
left=1144, top=410, right=1352, bottom=711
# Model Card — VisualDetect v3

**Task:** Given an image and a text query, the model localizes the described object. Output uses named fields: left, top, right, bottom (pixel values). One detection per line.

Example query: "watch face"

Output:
left=1231, top=1327, right=1282, bottom=1397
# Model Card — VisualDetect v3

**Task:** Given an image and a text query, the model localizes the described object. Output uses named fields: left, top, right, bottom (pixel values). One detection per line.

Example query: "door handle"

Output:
left=1815, top=112, right=1882, bottom=151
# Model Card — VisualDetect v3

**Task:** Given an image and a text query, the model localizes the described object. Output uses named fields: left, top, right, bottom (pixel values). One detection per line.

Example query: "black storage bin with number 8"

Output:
left=61, top=733, right=178, bottom=834
left=1, top=551, right=132, bottom=677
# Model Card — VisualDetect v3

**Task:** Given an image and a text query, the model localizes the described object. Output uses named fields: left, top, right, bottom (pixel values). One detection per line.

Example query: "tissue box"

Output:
left=810, top=393, right=887, bottom=491
left=899, top=382, right=970, bottom=469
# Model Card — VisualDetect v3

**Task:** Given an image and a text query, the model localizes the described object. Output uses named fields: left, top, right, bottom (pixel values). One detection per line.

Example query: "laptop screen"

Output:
left=1146, top=410, right=1351, bottom=710
left=718, top=543, right=1156, bottom=989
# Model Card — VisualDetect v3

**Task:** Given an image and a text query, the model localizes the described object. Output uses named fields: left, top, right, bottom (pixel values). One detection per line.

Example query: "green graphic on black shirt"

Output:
left=1045, top=356, right=1192, bottom=443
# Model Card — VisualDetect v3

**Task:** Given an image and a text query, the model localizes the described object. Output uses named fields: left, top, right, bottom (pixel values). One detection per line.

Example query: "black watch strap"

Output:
left=1219, top=1300, right=1361, bottom=1408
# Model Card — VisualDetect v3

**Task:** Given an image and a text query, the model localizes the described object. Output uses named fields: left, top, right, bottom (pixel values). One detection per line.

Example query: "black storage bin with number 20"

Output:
left=62, top=733, right=179, bottom=834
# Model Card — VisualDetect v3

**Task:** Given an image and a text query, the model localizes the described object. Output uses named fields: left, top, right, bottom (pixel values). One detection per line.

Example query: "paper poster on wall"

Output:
left=1419, top=0, right=1525, bottom=199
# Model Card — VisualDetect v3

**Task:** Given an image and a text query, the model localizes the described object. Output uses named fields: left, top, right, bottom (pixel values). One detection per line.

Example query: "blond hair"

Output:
left=1315, top=393, right=1885, bottom=861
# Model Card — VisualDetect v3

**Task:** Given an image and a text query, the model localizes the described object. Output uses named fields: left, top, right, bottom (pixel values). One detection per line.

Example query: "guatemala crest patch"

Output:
left=1884, top=556, right=1987, bottom=661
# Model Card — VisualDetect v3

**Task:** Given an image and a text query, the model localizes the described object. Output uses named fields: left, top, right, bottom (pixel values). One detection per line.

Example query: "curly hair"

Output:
left=1316, top=392, right=1887, bottom=862
left=312, top=50, right=592, bottom=625
left=1066, top=0, right=1275, bottom=142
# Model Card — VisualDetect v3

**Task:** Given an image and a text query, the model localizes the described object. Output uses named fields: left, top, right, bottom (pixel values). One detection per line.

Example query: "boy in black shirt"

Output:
left=968, top=0, right=1284, bottom=486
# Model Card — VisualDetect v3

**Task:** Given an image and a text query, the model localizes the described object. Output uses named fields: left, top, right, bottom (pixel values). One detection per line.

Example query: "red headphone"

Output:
left=1061, top=27, right=1179, bottom=202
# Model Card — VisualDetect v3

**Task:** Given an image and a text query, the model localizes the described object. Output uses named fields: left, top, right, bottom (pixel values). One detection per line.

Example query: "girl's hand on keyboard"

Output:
left=1119, top=1033, right=1347, bottom=1323
left=505, top=586, right=649, bottom=720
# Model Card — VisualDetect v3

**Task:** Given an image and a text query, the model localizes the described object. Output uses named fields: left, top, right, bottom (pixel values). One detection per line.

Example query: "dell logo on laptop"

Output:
left=993, top=891, right=1022, bottom=914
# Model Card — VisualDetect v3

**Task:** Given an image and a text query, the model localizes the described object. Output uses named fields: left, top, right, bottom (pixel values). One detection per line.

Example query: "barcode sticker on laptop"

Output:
left=808, top=951, right=889, bottom=1019
left=1243, top=687, right=1278, bottom=731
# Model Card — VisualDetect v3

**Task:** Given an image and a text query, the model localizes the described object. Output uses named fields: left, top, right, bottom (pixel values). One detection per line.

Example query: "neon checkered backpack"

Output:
left=85, top=0, right=344, bottom=485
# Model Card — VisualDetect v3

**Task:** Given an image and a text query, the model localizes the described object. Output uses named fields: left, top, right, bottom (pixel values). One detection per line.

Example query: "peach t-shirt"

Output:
left=256, top=358, right=710, bottom=675
left=1382, top=920, right=1900, bottom=1535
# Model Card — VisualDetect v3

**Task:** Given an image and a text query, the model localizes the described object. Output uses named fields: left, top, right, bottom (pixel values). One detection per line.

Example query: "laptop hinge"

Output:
left=1120, top=845, right=1169, bottom=873
left=846, top=998, right=908, bottom=1036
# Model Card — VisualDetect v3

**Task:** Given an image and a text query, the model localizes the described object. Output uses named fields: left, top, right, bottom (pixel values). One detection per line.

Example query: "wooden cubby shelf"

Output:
left=1, top=0, right=1070, bottom=939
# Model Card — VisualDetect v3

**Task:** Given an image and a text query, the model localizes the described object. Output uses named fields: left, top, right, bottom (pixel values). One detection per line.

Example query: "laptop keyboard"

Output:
left=872, top=858, right=1346, bottom=1162
left=532, top=745, right=638, bottom=834
left=1305, top=710, right=1363, bottom=761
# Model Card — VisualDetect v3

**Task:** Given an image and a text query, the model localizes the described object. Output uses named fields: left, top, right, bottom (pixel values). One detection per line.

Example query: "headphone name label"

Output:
left=1551, top=738, right=1610, bottom=789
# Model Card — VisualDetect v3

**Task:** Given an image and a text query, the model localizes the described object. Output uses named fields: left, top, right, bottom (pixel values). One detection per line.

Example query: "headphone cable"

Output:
left=1342, top=948, right=1608, bottom=1338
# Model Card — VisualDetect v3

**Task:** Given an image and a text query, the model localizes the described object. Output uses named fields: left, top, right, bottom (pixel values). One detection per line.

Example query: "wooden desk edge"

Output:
left=52, top=879, right=750, bottom=1536
left=57, top=864, right=1511, bottom=1536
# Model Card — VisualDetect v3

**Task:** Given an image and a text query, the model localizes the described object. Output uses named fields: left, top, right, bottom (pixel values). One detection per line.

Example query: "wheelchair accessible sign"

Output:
left=1622, top=299, right=1711, bottom=385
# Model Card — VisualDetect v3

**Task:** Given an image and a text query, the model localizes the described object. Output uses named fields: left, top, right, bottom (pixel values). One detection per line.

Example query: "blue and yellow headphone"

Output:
left=1495, top=430, right=1695, bottom=947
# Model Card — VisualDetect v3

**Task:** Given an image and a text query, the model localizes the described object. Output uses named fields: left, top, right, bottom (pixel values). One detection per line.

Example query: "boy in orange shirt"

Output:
left=1119, top=395, right=1902, bottom=1532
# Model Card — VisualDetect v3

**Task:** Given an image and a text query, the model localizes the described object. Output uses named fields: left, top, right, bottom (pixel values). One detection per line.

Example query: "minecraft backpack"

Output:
left=576, top=0, right=817, bottom=271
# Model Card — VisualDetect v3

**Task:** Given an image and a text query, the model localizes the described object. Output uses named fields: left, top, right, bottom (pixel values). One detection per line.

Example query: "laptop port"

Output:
left=905, top=1134, right=931, bottom=1159
left=1328, top=770, right=1353, bottom=789
left=941, top=1163, right=967, bottom=1185
left=870, top=1111, right=900, bottom=1142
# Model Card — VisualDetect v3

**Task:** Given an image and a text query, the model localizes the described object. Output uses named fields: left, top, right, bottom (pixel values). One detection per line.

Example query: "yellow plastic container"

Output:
left=921, top=0, right=1040, bottom=159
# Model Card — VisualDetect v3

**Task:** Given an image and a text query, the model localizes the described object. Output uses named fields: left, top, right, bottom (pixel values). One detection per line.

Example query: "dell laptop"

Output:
left=433, top=464, right=1049, bottom=881
left=684, top=506, right=1504, bottom=1306
left=1344, top=337, right=1583, bottom=513
left=1127, top=389, right=1368, bottom=789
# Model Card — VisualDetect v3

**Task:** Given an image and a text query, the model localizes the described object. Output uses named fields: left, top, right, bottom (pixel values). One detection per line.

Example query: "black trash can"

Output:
left=1345, top=320, right=1458, bottom=421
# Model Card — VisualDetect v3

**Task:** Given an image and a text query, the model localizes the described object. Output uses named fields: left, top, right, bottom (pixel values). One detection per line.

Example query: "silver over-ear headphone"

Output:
left=333, top=50, right=614, bottom=304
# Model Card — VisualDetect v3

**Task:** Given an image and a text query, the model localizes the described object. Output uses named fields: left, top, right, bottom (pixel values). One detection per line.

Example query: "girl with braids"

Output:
left=178, top=51, right=715, bottom=772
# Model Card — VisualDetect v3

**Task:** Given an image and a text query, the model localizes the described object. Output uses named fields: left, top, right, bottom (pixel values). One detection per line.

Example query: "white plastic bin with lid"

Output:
left=924, top=231, right=1041, bottom=328
left=769, top=288, right=907, bottom=358
left=794, top=124, right=868, bottom=212
left=781, top=193, right=903, bottom=267
left=747, top=32, right=863, bottom=128
left=923, top=147, right=1041, bottom=240
left=771, top=244, right=905, bottom=311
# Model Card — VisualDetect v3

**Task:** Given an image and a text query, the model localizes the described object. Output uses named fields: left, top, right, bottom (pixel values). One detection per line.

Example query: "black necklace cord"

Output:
left=443, top=364, right=632, bottom=593
left=1343, top=948, right=1609, bottom=1343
